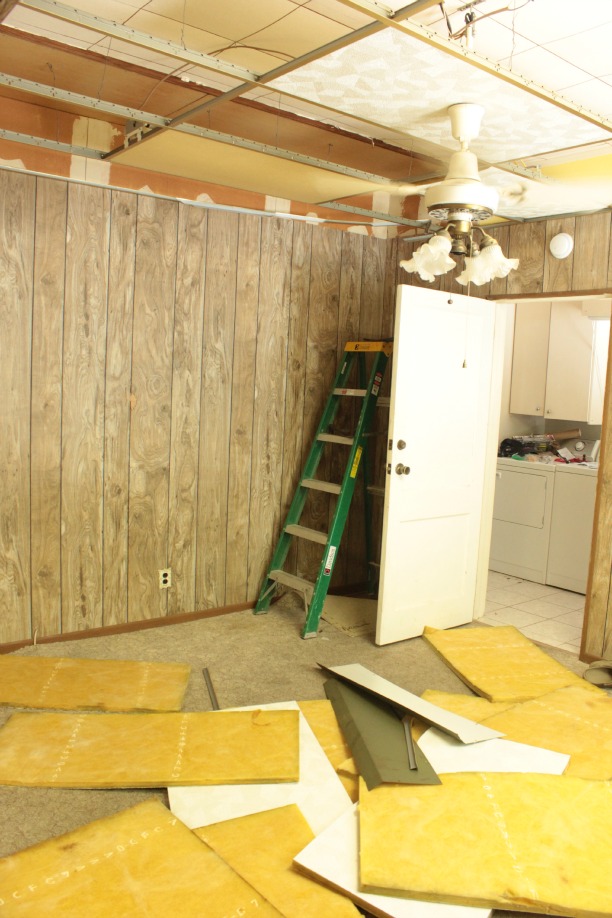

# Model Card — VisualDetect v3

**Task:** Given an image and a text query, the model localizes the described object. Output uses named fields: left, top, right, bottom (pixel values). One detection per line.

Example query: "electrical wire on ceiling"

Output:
left=440, top=0, right=534, bottom=44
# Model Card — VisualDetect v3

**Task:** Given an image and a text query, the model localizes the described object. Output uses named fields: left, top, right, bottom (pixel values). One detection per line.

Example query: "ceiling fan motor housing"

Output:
left=424, top=149, right=499, bottom=223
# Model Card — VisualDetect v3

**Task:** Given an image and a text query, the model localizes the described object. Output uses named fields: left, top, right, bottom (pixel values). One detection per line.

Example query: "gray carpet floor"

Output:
left=0, top=598, right=589, bottom=917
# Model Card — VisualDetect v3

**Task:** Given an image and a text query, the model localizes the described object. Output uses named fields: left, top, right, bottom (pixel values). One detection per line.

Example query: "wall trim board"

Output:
left=488, top=289, right=612, bottom=301
left=0, top=602, right=253, bottom=655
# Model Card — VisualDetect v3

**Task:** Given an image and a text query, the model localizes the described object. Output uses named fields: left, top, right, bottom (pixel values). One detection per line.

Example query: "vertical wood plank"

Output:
left=0, top=171, right=35, bottom=644
left=103, top=191, right=136, bottom=627
left=128, top=195, right=177, bottom=621
left=225, top=213, right=260, bottom=604
left=247, top=218, right=293, bottom=598
left=279, top=220, right=312, bottom=579
left=572, top=212, right=611, bottom=290
left=331, top=232, right=363, bottom=587
left=506, top=222, right=546, bottom=295
left=543, top=217, right=575, bottom=292
left=167, top=204, right=207, bottom=615
left=488, top=224, right=511, bottom=297
left=61, top=183, right=110, bottom=633
left=343, top=235, right=387, bottom=586
left=195, top=210, right=238, bottom=608
left=297, top=225, right=342, bottom=582
left=30, top=178, right=66, bottom=638
left=359, top=235, right=386, bottom=339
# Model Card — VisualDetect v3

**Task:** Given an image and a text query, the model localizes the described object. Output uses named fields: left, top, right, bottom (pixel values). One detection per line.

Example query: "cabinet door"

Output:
left=545, top=302, right=595, bottom=421
left=509, top=302, right=550, bottom=416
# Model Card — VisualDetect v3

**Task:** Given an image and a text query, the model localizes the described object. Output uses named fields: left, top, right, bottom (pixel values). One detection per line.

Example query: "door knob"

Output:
left=395, top=463, right=411, bottom=475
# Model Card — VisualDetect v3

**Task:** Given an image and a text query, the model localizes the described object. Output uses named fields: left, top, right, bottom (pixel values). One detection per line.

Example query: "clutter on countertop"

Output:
left=498, top=430, right=600, bottom=467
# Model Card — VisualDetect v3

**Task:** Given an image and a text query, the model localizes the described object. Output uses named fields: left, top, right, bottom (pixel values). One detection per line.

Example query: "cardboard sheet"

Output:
left=0, top=799, right=283, bottom=917
left=320, top=594, right=377, bottom=637
left=0, top=655, right=191, bottom=711
left=417, top=727, right=569, bottom=775
left=0, top=709, right=299, bottom=787
left=319, top=663, right=502, bottom=743
left=324, top=678, right=440, bottom=788
left=359, top=773, right=612, bottom=917
left=481, top=683, right=612, bottom=780
left=195, top=805, right=361, bottom=917
left=169, top=702, right=352, bottom=835
left=294, top=805, right=491, bottom=918
left=423, top=625, right=598, bottom=702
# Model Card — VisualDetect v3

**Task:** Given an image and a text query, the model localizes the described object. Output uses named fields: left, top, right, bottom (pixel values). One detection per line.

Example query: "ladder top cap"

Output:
left=345, top=341, right=393, bottom=356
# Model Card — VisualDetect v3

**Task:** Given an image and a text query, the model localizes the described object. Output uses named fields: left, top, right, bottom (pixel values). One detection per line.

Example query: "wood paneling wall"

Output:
left=4, top=165, right=612, bottom=648
left=0, top=169, right=398, bottom=644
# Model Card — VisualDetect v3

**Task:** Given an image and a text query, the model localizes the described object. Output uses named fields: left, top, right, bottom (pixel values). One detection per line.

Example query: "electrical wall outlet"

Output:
left=158, top=568, right=171, bottom=589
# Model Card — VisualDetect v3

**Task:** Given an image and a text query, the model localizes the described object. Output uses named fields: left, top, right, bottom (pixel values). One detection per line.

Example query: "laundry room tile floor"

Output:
left=482, top=571, right=584, bottom=653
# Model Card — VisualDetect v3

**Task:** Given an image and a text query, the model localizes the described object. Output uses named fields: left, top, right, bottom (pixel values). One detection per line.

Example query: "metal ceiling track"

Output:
left=20, top=0, right=258, bottom=83
left=0, top=71, right=410, bottom=187
left=0, top=127, right=100, bottom=157
left=15, top=0, right=431, bottom=161
left=318, top=200, right=424, bottom=227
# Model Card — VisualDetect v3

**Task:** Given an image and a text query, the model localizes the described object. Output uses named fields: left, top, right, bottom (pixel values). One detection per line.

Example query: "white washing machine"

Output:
left=546, top=464, right=598, bottom=593
left=489, top=458, right=556, bottom=584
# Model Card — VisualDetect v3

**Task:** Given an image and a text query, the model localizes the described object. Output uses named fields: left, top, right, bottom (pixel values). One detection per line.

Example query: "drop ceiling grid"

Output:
left=269, top=29, right=611, bottom=163
left=113, top=128, right=389, bottom=203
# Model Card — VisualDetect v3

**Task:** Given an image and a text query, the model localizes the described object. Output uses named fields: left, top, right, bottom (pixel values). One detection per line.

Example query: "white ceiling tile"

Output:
left=546, top=25, right=612, bottom=78
left=497, top=45, right=592, bottom=91
left=127, top=10, right=229, bottom=53
left=503, top=0, right=612, bottom=44
left=556, top=78, right=612, bottom=120
left=143, top=0, right=298, bottom=43
left=245, top=7, right=350, bottom=56
left=461, top=19, right=534, bottom=63
left=4, top=6, right=99, bottom=46
left=270, top=29, right=610, bottom=162
left=303, top=0, right=372, bottom=29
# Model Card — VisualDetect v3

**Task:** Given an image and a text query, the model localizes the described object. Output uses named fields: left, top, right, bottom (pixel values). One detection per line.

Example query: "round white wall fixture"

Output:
left=549, top=232, right=574, bottom=259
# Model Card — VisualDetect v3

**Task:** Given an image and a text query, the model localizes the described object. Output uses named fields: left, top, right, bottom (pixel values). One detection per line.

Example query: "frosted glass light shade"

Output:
left=457, top=241, right=519, bottom=286
left=400, top=233, right=455, bottom=283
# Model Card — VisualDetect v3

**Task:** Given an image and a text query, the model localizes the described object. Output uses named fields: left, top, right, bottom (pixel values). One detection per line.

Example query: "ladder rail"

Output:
left=254, top=350, right=358, bottom=613
left=302, top=350, right=388, bottom=637
left=254, top=340, right=392, bottom=637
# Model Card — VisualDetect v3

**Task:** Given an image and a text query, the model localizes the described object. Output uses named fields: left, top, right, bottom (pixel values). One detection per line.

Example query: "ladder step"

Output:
left=318, top=433, right=353, bottom=445
left=367, top=485, right=386, bottom=497
left=269, top=569, right=314, bottom=598
left=377, top=396, right=390, bottom=409
left=333, top=387, right=367, bottom=397
left=302, top=478, right=342, bottom=495
left=285, top=524, right=329, bottom=545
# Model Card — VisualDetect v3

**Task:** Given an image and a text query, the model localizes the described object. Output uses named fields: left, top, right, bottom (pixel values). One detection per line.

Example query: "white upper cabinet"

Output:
left=509, top=301, right=610, bottom=424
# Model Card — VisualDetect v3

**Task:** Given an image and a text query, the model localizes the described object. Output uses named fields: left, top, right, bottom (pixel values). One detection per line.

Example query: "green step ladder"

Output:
left=254, top=340, right=392, bottom=639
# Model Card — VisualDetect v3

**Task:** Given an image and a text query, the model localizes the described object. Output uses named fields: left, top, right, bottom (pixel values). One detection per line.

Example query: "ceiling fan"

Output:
left=393, top=102, right=612, bottom=232
left=397, top=102, right=521, bottom=285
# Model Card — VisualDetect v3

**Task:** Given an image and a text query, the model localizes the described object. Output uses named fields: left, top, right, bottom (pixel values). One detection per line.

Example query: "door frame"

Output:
left=493, top=292, right=612, bottom=662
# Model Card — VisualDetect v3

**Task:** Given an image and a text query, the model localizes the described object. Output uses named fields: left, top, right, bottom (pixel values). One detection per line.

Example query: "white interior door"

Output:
left=376, top=285, right=503, bottom=645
